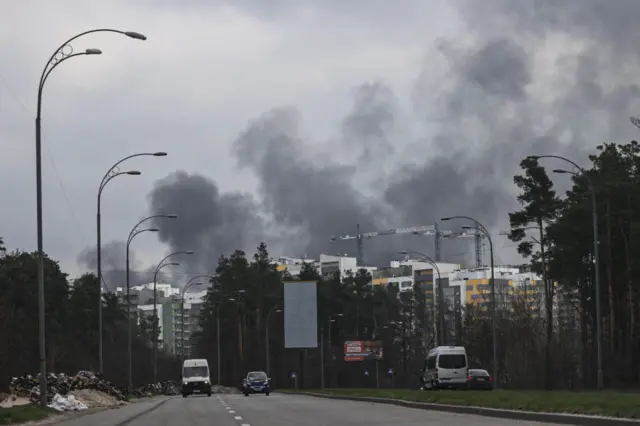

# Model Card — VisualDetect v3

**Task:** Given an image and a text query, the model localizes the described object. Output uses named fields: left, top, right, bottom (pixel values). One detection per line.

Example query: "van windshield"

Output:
left=438, top=354, right=466, bottom=369
left=183, top=366, right=209, bottom=378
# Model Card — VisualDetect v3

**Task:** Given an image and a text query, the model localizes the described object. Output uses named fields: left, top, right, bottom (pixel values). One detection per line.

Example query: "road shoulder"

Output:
left=283, top=391, right=640, bottom=426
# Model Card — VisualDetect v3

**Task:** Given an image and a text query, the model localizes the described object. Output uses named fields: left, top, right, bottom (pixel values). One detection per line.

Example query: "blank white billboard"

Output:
left=284, top=281, right=318, bottom=348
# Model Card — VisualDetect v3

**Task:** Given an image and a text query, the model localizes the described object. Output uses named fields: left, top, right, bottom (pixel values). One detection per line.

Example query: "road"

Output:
left=53, top=393, right=566, bottom=426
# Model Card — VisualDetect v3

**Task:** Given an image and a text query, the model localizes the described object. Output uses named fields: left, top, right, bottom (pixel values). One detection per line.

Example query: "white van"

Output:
left=420, top=346, right=468, bottom=390
left=181, top=358, right=212, bottom=397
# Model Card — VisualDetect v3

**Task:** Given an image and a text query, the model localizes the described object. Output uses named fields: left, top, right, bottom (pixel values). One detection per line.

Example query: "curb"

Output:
left=290, top=392, right=640, bottom=426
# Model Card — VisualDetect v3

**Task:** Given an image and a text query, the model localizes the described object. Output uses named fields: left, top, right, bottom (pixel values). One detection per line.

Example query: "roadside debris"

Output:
left=4, top=372, right=189, bottom=412
left=48, top=394, right=88, bottom=412
left=8, top=371, right=125, bottom=408
left=130, top=380, right=180, bottom=397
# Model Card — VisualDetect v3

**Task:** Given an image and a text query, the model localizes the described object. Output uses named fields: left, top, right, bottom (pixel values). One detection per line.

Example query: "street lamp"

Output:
left=265, top=305, right=282, bottom=377
left=399, top=251, right=442, bottom=345
left=321, top=313, right=343, bottom=389
left=530, top=154, right=603, bottom=390
left=97, top=152, right=167, bottom=374
left=152, top=251, right=193, bottom=382
left=180, top=275, right=215, bottom=359
left=215, top=289, right=245, bottom=385
left=441, top=216, right=497, bottom=389
left=98, top=166, right=141, bottom=374
left=125, top=214, right=176, bottom=393
left=35, top=28, right=146, bottom=407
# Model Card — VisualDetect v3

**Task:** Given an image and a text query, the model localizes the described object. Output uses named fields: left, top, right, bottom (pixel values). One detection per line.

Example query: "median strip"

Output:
left=282, top=389, right=640, bottom=426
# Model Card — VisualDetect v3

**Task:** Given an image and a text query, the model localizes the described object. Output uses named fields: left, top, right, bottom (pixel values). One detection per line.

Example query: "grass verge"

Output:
left=0, top=405, right=55, bottom=424
left=285, top=388, right=640, bottom=419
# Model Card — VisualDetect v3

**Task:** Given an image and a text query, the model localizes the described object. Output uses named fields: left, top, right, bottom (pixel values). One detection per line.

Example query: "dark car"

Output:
left=242, top=371, right=270, bottom=396
left=467, top=369, right=493, bottom=390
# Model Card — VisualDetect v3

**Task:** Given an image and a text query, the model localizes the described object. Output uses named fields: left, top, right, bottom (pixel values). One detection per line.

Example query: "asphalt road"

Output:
left=53, top=393, right=567, bottom=426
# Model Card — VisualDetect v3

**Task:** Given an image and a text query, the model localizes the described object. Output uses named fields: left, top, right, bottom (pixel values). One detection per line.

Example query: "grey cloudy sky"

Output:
left=2, top=0, right=640, bottom=285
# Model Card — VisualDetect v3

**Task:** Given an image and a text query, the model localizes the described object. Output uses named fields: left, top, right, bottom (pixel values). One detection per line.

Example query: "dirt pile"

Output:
left=70, top=389, right=125, bottom=408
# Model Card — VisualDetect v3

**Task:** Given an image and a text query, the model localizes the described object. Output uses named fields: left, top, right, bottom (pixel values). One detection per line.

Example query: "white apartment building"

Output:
left=274, top=256, right=318, bottom=277
left=318, top=254, right=377, bottom=279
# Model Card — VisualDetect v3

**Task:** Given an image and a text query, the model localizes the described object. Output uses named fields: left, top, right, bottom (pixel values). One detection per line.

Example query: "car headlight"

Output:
left=204, top=380, right=209, bottom=385
left=183, top=380, right=187, bottom=386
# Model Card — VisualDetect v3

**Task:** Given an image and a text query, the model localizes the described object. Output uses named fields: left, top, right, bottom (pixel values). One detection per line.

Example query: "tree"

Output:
left=299, top=262, right=321, bottom=280
left=547, top=142, right=640, bottom=388
left=509, top=157, right=563, bottom=389
left=0, top=241, right=181, bottom=392
left=0, top=250, right=70, bottom=385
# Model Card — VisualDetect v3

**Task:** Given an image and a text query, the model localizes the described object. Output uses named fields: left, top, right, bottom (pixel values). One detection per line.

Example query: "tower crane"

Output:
left=330, top=223, right=476, bottom=266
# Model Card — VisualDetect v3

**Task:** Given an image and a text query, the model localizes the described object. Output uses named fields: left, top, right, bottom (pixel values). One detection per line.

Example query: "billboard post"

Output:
left=284, top=281, right=318, bottom=389
left=284, top=281, right=318, bottom=349
left=344, top=340, right=383, bottom=362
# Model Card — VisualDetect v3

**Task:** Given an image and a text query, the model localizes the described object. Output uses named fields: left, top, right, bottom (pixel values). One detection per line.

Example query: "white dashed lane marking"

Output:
left=218, top=398, right=250, bottom=425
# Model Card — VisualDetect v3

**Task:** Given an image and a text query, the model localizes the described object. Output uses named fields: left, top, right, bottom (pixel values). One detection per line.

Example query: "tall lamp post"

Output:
left=215, top=289, right=245, bottom=385
left=180, top=275, right=214, bottom=359
left=320, top=313, right=343, bottom=389
left=98, top=152, right=167, bottom=373
left=529, top=154, right=603, bottom=390
left=35, top=28, right=146, bottom=407
left=500, top=226, right=546, bottom=314
left=265, top=305, right=282, bottom=377
left=399, top=251, right=442, bottom=345
left=125, top=214, right=176, bottom=393
left=441, top=216, right=497, bottom=389
left=152, top=250, right=194, bottom=382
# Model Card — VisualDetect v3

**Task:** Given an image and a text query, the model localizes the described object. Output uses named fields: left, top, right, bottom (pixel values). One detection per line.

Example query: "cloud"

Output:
left=3, top=0, right=640, bottom=273
left=143, top=0, right=640, bottom=269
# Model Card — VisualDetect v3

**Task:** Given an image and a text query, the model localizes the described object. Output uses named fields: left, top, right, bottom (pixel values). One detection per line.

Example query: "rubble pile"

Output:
left=8, top=371, right=126, bottom=405
left=130, top=381, right=179, bottom=397
left=48, top=394, right=88, bottom=412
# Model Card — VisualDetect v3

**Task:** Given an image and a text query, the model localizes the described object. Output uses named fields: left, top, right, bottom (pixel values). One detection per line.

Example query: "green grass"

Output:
left=0, top=405, right=55, bottom=424
left=285, top=388, right=640, bottom=419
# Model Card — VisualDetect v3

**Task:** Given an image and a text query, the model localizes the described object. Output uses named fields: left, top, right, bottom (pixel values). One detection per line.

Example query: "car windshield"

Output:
left=247, top=372, right=267, bottom=381
left=183, top=366, right=208, bottom=378
left=438, top=354, right=467, bottom=369
left=469, top=369, right=489, bottom=376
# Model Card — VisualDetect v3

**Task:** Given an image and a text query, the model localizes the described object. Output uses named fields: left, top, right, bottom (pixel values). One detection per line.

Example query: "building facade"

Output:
left=116, top=283, right=207, bottom=357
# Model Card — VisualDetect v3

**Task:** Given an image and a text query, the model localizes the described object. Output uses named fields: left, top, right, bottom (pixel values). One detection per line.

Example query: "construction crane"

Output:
left=330, top=223, right=476, bottom=266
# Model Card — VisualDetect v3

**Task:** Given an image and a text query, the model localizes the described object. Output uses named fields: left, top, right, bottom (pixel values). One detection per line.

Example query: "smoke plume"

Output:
left=77, top=241, right=159, bottom=292
left=147, top=171, right=268, bottom=271
left=94, top=0, right=640, bottom=270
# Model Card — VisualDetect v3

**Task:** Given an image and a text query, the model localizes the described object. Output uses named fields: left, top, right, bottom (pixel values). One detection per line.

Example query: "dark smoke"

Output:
left=147, top=171, right=268, bottom=271
left=77, top=241, right=160, bottom=292
left=232, top=107, right=391, bottom=259
left=342, top=82, right=397, bottom=163
left=130, top=0, right=640, bottom=269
